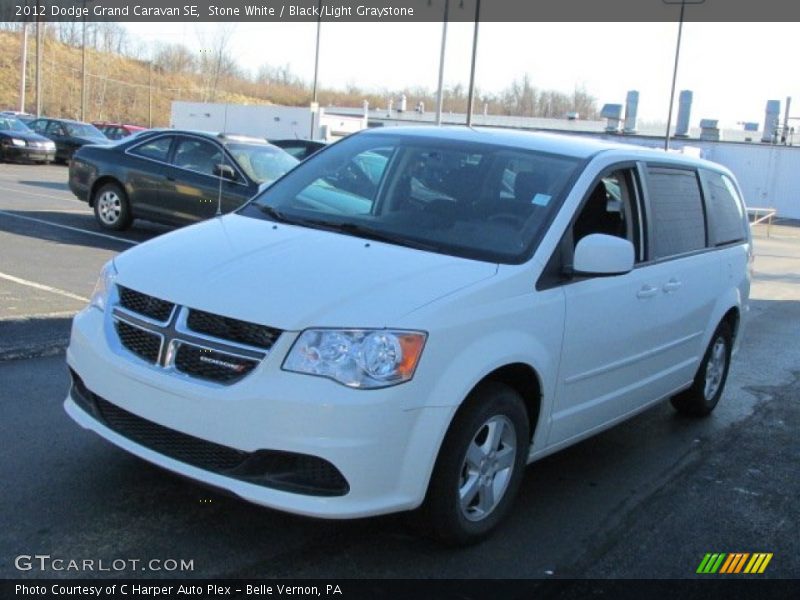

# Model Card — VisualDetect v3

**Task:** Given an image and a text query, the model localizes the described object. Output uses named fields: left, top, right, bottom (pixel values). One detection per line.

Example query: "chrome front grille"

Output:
left=186, top=308, right=281, bottom=348
left=118, top=286, right=175, bottom=322
left=114, top=319, right=162, bottom=364
left=111, top=285, right=280, bottom=385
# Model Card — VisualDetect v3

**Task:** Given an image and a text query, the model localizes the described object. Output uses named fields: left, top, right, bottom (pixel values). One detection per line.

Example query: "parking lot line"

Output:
left=0, top=272, right=90, bottom=303
left=0, top=210, right=138, bottom=245
left=0, top=184, right=83, bottom=204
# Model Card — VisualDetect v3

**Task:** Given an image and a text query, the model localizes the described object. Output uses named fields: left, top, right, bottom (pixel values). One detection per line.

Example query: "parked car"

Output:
left=27, top=118, right=110, bottom=163
left=0, top=116, right=56, bottom=163
left=93, top=122, right=147, bottom=141
left=269, top=138, right=327, bottom=161
left=64, top=127, right=751, bottom=544
left=69, top=131, right=299, bottom=230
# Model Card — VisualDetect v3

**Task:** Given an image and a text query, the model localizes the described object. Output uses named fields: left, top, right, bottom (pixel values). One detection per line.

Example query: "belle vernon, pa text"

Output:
left=16, top=584, right=344, bottom=596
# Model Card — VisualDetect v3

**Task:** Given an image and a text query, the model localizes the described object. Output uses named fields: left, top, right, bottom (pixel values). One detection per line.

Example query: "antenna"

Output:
left=216, top=102, right=228, bottom=216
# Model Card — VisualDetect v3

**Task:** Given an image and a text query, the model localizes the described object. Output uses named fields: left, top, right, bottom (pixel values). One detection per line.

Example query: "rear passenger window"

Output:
left=646, top=167, right=706, bottom=259
left=130, top=136, right=173, bottom=162
left=700, top=171, right=747, bottom=245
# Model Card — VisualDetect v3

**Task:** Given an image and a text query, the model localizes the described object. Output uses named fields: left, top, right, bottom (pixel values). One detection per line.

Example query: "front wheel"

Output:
left=421, top=382, right=529, bottom=545
left=93, top=182, right=133, bottom=231
left=671, top=321, right=733, bottom=417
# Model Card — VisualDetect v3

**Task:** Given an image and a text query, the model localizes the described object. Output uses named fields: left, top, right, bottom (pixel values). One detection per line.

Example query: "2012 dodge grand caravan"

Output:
left=65, top=127, right=751, bottom=544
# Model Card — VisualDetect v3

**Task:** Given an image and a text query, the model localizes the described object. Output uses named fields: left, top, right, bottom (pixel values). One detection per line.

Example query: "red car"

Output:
left=92, top=122, right=147, bottom=141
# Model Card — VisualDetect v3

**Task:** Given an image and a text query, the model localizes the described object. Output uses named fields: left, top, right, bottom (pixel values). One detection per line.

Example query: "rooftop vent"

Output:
left=699, top=119, right=721, bottom=141
left=623, top=91, right=639, bottom=134
left=762, top=99, right=780, bottom=143
left=601, top=103, right=623, bottom=133
left=675, top=90, right=693, bottom=137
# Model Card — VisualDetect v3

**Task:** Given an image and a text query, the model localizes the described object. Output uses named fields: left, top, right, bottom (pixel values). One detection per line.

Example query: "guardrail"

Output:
left=747, top=207, right=777, bottom=237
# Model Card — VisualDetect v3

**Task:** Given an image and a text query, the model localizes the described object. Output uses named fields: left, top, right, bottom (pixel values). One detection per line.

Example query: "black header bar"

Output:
left=3, top=0, right=800, bottom=23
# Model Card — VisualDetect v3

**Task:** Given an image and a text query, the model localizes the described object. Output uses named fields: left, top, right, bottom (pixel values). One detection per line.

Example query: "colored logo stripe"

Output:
left=720, top=553, right=749, bottom=573
left=744, top=553, right=773, bottom=574
left=697, top=552, right=773, bottom=574
left=697, top=553, right=727, bottom=573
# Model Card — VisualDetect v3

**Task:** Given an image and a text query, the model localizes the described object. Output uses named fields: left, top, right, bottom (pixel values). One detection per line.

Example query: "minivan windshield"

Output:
left=242, top=132, right=581, bottom=263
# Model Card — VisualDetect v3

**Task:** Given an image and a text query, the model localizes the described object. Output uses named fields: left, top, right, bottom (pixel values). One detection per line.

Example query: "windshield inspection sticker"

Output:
left=532, top=193, right=551, bottom=206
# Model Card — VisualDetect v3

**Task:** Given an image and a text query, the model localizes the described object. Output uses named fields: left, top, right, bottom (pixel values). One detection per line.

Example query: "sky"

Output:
left=123, top=22, right=800, bottom=129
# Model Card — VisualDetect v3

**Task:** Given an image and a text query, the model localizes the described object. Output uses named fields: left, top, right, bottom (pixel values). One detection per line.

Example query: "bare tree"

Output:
left=197, top=25, right=237, bottom=102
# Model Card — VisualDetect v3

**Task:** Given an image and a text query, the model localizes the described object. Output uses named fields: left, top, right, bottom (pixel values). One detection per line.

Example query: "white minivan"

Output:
left=65, top=127, right=751, bottom=544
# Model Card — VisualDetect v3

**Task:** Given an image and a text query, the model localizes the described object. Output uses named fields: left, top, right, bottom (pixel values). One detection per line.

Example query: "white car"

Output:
left=65, top=127, right=751, bottom=544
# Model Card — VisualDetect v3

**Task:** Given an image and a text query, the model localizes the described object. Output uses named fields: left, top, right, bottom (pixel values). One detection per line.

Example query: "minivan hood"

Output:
left=114, top=214, right=498, bottom=330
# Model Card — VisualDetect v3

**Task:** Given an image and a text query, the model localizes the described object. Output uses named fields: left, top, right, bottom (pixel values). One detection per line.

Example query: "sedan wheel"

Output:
left=93, top=183, right=132, bottom=231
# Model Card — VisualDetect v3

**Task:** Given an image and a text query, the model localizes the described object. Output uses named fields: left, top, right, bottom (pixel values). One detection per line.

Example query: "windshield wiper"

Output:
left=255, top=208, right=441, bottom=252
left=319, top=221, right=442, bottom=252
left=257, top=205, right=294, bottom=224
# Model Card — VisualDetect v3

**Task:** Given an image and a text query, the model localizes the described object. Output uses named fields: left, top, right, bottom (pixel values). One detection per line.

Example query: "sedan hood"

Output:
left=0, top=130, right=52, bottom=144
left=114, top=214, right=497, bottom=330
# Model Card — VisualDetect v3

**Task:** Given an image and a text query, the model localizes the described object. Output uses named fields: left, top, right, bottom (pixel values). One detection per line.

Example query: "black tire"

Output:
left=671, top=321, right=733, bottom=417
left=420, top=381, right=529, bottom=545
left=93, top=182, right=133, bottom=231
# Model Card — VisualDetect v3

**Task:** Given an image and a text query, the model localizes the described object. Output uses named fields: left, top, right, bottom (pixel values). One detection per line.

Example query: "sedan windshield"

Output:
left=242, top=132, right=581, bottom=263
left=0, top=118, right=31, bottom=133
left=228, top=143, right=299, bottom=185
left=65, top=122, right=107, bottom=139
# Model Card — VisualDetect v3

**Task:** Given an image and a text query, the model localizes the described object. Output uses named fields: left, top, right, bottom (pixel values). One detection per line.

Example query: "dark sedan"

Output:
left=0, top=117, right=56, bottom=163
left=69, top=130, right=299, bottom=231
left=27, top=118, right=110, bottom=163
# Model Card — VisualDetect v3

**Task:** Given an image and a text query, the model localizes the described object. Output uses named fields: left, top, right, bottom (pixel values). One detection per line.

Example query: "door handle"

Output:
left=663, top=279, right=683, bottom=293
left=637, top=285, right=659, bottom=299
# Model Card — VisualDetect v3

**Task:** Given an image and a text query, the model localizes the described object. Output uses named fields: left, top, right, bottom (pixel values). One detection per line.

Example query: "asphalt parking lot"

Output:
left=1, top=161, right=798, bottom=580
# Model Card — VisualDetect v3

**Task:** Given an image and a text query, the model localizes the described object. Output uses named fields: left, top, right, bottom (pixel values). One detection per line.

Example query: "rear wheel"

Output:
left=421, top=382, right=529, bottom=545
left=93, top=182, right=133, bottom=231
left=671, top=321, right=733, bottom=417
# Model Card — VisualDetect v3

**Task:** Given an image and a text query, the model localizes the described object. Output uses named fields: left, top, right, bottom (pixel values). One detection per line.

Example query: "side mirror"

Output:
left=573, top=234, right=634, bottom=276
left=214, top=163, right=237, bottom=180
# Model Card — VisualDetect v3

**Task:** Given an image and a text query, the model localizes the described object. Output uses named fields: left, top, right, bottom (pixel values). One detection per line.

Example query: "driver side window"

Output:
left=572, top=169, right=643, bottom=262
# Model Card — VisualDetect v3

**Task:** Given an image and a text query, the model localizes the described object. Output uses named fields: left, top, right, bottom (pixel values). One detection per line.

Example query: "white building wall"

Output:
left=170, top=102, right=315, bottom=140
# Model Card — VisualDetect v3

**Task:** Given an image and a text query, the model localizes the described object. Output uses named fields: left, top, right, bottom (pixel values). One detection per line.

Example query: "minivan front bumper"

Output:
left=65, top=307, right=454, bottom=519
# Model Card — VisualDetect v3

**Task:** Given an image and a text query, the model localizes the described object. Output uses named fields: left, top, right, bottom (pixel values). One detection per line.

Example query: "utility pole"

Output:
left=35, top=17, right=42, bottom=117
left=81, top=0, right=86, bottom=121
left=465, top=0, right=481, bottom=127
left=310, top=0, right=322, bottom=139
left=663, top=0, right=704, bottom=151
left=20, top=21, right=28, bottom=113
left=435, top=0, right=450, bottom=126
left=148, top=60, right=153, bottom=128
left=80, top=2, right=88, bottom=121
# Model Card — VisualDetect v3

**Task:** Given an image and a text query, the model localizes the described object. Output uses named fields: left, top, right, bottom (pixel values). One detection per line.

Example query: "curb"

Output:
left=0, top=314, right=74, bottom=361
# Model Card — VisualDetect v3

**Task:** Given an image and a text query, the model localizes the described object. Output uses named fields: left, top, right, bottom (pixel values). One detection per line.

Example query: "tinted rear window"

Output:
left=646, top=167, right=706, bottom=259
left=700, top=170, right=748, bottom=245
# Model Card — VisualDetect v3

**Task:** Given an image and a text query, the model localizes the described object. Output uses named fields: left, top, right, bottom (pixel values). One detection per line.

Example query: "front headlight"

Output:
left=89, top=260, right=117, bottom=311
left=283, top=329, right=426, bottom=389
left=11, top=138, right=26, bottom=147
